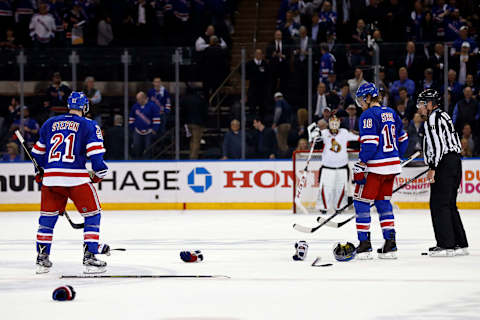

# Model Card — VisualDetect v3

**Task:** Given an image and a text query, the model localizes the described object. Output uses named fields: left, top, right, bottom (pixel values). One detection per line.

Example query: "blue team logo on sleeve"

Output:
left=188, top=167, right=212, bottom=193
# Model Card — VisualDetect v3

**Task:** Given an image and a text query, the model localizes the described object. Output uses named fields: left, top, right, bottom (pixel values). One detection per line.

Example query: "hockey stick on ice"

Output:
left=60, top=274, right=229, bottom=279
left=293, top=151, right=423, bottom=233
left=60, top=211, right=84, bottom=229
left=294, top=136, right=320, bottom=215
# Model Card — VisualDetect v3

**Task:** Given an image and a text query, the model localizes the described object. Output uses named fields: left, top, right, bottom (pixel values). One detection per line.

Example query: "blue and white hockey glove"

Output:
left=52, top=285, right=76, bottom=301
left=293, top=240, right=309, bottom=261
left=180, top=250, right=204, bottom=263
left=353, top=162, right=367, bottom=185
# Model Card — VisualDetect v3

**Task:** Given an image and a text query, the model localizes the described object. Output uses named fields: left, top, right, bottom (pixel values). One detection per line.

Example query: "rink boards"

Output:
left=0, top=159, right=479, bottom=211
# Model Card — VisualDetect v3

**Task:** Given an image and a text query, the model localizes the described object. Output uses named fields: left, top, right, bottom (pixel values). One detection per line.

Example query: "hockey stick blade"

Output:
left=61, top=211, right=84, bottom=229
left=60, top=274, right=230, bottom=279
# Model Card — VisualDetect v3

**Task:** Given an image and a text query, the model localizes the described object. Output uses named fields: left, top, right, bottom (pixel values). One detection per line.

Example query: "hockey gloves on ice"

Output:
left=292, top=241, right=309, bottom=261
left=180, top=250, right=204, bottom=263
left=353, top=162, right=367, bottom=185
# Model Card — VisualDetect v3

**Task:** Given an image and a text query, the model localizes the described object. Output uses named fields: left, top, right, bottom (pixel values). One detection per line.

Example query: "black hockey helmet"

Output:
left=417, top=89, right=440, bottom=108
left=333, top=242, right=356, bottom=261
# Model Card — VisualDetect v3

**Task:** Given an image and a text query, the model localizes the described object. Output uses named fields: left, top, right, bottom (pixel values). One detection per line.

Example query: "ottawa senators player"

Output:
left=315, top=116, right=359, bottom=213
left=32, top=92, right=109, bottom=274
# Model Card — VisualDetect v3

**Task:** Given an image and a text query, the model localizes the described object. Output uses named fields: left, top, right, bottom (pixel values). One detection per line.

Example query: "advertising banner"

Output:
left=0, top=160, right=478, bottom=211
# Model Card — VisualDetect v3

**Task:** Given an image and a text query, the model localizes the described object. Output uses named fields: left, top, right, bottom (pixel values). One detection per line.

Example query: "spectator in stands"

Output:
left=450, top=42, right=477, bottom=85
left=181, top=84, right=209, bottom=159
left=461, top=124, right=476, bottom=156
left=396, top=87, right=416, bottom=120
left=293, top=26, right=312, bottom=63
left=131, top=0, right=155, bottom=46
left=318, top=1, right=336, bottom=38
left=1, top=142, right=20, bottom=162
left=313, top=82, right=336, bottom=120
left=64, top=2, right=88, bottom=46
left=266, top=30, right=290, bottom=93
left=324, top=71, right=340, bottom=94
left=390, top=67, right=415, bottom=103
left=428, top=43, right=445, bottom=83
left=464, top=74, right=478, bottom=99
left=341, top=104, right=359, bottom=133
left=317, top=118, right=328, bottom=130
left=3, top=97, right=20, bottom=132
left=418, top=68, right=438, bottom=94
left=97, top=15, right=113, bottom=46
left=9, top=106, right=39, bottom=148
left=338, top=82, right=355, bottom=110
left=104, top=114, right=125, bottom=160
left=446, top=69, right=463, bottom=104
left=405, top=113, right=424, bottom=157
left=451, top=26, right=478, bottom=56
left=310, top=13, right=321, bottom=44
left=45, top=72, right=71, bottom=112
left=319, top=106, right=332, bottom=123
left=251, top=118, right=277, bottom=159
left=452, top=86, right=480, bottom=134
left=148, top=77, right=172, bottom=135
left=195, top=25, right=227, bottom=52
left=129, top=91, right=160, bottom=159
left=29, top=3, right=56, bottom=48
left=399, top=41, right=424, bottom=82
left=409, top=1, right=424, bottom=40
left=347, top=68, right=367, bottom=97
left=420, top=10, right=436, bottom=42
left=280, top=10, right=300, bottom=40
left=83, top=76, right=102, bottom=123
left=0, top=27, right=20, bottom=49
left=222, top=119, right=242, bottom=159
left=247, top=49, right=270, bottom=118
left=444, top=8, right=463, bottom=41
left=461, top=138, right=473, bottom=157
left=319, top=44, right=336, bottom=83
left=272, top=92, right=292, bottom=156
left=295, top=138, right=308, bottom=151
left=202, top=35, right=228, bottom=101
left=350, top=19, right=368, bottom=66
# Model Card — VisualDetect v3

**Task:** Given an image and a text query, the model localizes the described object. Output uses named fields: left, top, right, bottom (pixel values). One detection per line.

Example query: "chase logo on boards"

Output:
left=188, top=167, right=212, bottom=193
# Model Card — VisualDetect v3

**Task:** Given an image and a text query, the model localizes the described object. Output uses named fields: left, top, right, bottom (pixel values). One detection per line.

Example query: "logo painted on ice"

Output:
left=188, top=167, right=212, bottom=193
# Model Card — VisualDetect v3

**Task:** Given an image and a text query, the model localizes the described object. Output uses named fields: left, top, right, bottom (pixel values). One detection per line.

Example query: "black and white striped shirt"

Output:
left=423, top=108, right=462, bottom=169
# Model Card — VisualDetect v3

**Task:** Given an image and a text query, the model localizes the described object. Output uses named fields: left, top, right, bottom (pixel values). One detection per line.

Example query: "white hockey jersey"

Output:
left=320, top=128, right=359, bottom=167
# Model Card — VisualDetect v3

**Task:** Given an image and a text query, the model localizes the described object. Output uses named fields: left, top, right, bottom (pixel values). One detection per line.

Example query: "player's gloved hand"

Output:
left=35, top=167, right=44, bottom=185
left=353, top=162, right=367, bottom=185
left=89, top=171, right=103, bottom=183
left=292, top=240, right=309, bottom=261
left=180, top=250, right=203, bottom=263
left=307, top=123, right=320, bottom=143
left=98, top=243, right=111, bottom=256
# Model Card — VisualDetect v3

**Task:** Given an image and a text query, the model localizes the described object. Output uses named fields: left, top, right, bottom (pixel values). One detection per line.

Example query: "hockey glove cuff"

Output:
left=180, top=250, right=204, bottom=263
left=35, top=167, right=44, bottom=185
left=353, top=162, right=367, bottom=185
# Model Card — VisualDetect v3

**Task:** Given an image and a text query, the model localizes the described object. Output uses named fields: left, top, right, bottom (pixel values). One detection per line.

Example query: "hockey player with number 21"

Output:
left=353, top=83, right=408, bottom=259
left=31, top=92, right=110, bottom=274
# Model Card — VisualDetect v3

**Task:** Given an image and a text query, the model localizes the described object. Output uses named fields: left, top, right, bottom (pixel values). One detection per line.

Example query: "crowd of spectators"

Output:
left=1, top=0, right=480, bottom=160
left=0, top=0, right=237, bottom=48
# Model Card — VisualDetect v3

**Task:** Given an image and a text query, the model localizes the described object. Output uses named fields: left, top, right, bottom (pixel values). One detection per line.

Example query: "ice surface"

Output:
left=1, top=210, right=480, bottom=320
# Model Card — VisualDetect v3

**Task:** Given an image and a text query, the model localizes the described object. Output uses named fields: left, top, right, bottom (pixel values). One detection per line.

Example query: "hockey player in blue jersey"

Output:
left=31, top=92, right=109, bottom=274
left=353, top=83, right=408, bottom=259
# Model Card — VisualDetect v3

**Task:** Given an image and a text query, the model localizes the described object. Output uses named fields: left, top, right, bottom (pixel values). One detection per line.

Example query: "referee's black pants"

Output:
left=430, top=153, right=468, bottom=249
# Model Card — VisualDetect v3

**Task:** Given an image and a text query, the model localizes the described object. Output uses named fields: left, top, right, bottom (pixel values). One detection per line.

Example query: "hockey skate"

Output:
left=83, top=245, right=107, bottom=274
left=377, top=230, right=397, bottom=259
left=428, top=246, right=455, bottom=257
left=454, top=246, right=469, bottom=256
left=356, top=233, right=373, bottom=260
left=36, top=253, right=52, bottom=274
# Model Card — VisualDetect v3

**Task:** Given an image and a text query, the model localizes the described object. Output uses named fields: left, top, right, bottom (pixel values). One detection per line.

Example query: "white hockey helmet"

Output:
left=328, top=115, right=340, bottom=131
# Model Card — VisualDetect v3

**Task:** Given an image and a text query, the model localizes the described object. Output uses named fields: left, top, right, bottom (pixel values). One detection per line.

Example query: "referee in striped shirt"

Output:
left=417, top=89, right=468, bottom=257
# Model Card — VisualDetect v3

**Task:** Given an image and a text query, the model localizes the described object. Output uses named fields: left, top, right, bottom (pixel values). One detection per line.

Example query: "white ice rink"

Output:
left=1, top=209, right=479, bottom=320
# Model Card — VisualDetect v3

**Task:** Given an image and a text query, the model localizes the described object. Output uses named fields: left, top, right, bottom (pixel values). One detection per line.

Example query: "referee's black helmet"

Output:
left=417, top=89, right=441, bottom=108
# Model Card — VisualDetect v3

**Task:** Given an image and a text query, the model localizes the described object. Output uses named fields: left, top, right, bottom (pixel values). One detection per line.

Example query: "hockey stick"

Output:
left=293, top=151, right=423, bottom=233
left=60, top=211, right=84, bottom=229
left=60, top=274, right=230, bottom=279
left=294, top=137, right=320, bottom=215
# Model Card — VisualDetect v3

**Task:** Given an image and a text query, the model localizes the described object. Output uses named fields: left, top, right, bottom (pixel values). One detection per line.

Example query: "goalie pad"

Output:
left=316, top=166, right=348, bottom=212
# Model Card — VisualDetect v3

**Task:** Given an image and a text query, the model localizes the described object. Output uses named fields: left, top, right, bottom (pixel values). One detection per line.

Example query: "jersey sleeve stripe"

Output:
left=87, top=148, right=106, bottom=157
left=360, top=135, right=379, bottom=140
left=32, top=145, right=46, bottom=155
left=398, top=132, right=408, bottom=142
left=361, top=140, right=379, bottom=145
left=86, top=142, right=103, bottom=149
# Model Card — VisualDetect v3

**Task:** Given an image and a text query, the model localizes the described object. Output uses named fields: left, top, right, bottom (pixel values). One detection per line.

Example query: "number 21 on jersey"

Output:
left=49, top=133, right=76, bottom=163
